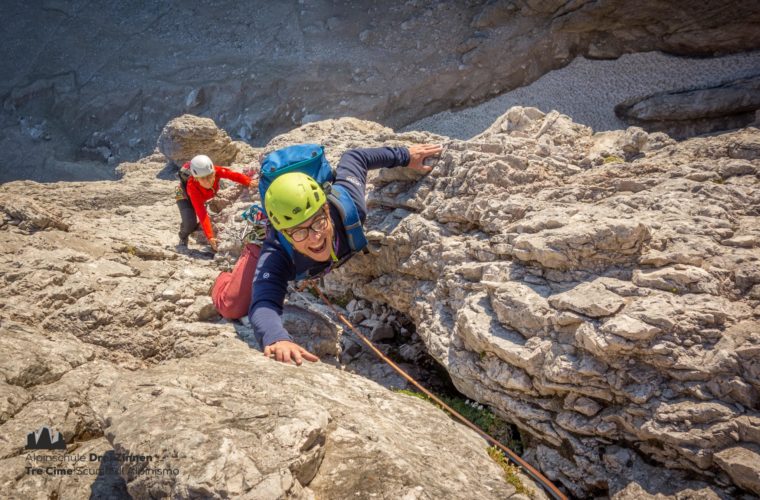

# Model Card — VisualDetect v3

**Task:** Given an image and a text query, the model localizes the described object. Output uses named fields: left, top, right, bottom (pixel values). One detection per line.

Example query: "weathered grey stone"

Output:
left=157, top=114, right=240, bottom=166
left=714, top=444, right=760, bottom=495
left=722, top=234, right=759, bottom=248
left=0, top=381, right=30, bottom=427
left=736, top=416, right=760, bottom=445
left=186, top=296, right=219, bottom=321
left=718, top=159, right=757, bottom=179
left=369, top=322, right=395, bottom=342
left=616, top=126, right=649, bottom=157
left=633, top=265, right=720, bottom=295
left=485, top=281, right=553, bottom=337
left=323, top=116, right=760, bottom=497
left=0, top=322, right=94, bottom=389
left=549, top=282, right=626, bottom=318
left=728, top=134, right=760, bottom=160
left=601, top=314, right=661, bottom=341
left=0, top=436, right=129, bottom=499
left=564, top=394, right=602, bottom=417
left=281, top=304, right=341, bottom=359
left=0, top=195, right=69, bottom=232
left=103, top=342, right=524, bottom=499
left=511, top=218, right=649, bottom=271
left=612, top=480, right=722, bottom=500
left=80, top=259, right=137, bottom=278
left=616, top=75, right=760, bottom=139
left=7, top=1, right=760, bottom=183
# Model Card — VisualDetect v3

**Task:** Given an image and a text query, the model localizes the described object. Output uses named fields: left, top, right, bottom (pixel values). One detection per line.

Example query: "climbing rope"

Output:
left=293, top=281, right=568, bottom=500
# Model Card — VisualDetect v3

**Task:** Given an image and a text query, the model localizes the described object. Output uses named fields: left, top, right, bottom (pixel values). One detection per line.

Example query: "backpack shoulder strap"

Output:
left=277, top=232, right=295, bottom=261
left=328, top=185, right=368, bottom=253
left=286, top=185, right=368, bottom=282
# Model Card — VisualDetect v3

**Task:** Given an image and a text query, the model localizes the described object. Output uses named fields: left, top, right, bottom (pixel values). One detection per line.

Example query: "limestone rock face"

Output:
left=303, top=109, right=760, bottom=497
left=1, top=110, right=759, bottom=498
left=0, top=136, right=541, bottom=498
left=616, top=75, right=760, bottom=139
left=713, top=444, right=760, bottom=495
left=103, top=341, right=523, bottom=499
left=157, top=114, right=245, bottom=167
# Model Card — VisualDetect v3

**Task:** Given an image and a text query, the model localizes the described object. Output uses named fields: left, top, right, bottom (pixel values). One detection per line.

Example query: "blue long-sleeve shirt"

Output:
left=248, top=147, right=411, bottom=348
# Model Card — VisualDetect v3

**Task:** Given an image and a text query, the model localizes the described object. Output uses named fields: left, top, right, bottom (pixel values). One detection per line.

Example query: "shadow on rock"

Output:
left=90, top=450, right=130, bottom=500
left=156, top=162, right=180, bottom=181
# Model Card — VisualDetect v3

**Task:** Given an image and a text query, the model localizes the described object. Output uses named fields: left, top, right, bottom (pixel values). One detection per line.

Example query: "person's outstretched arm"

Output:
left=216, top=166, right=253, bottom=186
left=334, top=144, right=442, bottom=219
left=248, top=240, right=319, bottom=365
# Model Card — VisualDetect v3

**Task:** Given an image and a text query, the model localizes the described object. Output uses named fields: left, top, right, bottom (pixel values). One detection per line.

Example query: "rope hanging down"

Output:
left=296, top=283, right=568, bottom=500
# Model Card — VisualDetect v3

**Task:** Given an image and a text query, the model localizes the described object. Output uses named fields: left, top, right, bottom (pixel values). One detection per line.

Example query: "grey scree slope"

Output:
left=404, top=50, right=760, bottom=139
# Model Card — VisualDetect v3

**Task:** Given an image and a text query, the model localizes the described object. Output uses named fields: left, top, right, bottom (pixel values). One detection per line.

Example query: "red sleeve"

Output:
left=187, top=181, right=214, bottom=241
left=215, top=166, right=252, bottom=186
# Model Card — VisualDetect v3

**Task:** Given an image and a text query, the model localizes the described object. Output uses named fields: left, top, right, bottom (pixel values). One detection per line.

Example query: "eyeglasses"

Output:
left=286, top=213, right=329, bottom=242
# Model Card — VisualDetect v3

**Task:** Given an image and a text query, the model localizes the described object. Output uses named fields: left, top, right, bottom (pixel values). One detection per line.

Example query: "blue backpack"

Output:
left=258, top=144, right=368, bottom=264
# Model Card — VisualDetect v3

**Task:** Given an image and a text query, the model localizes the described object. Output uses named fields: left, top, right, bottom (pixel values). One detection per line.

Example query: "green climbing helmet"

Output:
left=264, top=172, right=326, bottom=231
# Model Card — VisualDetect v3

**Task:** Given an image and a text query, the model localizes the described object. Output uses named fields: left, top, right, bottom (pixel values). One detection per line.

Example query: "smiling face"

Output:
left=196, top=172, right=215, bottom=189
left=286, top=205, right=334, bottom=262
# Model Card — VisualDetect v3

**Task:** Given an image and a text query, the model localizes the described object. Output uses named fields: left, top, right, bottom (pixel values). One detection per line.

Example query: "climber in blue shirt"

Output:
left=249, top=143, right=443, bottom=365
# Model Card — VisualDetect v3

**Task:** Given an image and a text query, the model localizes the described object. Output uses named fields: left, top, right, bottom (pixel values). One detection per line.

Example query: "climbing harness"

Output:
left=288, top=282, right=568, bottom=500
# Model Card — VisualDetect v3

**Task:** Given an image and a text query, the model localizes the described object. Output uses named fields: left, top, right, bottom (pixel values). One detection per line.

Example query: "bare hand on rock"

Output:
left=263, top=340, right=319, bottom=366
left=407, top=144, right=444, bottom=173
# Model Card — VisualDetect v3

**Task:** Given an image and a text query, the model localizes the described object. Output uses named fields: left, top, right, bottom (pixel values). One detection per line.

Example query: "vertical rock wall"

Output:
left=288, top=111, right=760, bottom=497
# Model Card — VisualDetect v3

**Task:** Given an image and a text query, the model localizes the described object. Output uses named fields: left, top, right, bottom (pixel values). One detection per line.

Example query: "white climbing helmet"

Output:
left=189, top=155, right=214, bottom=177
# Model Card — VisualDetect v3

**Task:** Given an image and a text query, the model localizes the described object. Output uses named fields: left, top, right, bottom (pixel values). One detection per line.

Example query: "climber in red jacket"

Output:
left=176, top=154, right=254, bottom=252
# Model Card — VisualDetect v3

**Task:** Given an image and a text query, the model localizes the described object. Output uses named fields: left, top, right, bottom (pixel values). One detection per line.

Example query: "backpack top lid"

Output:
left=258, top=144, right=333, bottom=209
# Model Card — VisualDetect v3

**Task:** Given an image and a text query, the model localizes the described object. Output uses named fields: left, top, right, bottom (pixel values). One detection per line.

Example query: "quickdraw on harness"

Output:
left=287, top=282, right=569, bottom=500
left=239, top=204, right=268, bottom=246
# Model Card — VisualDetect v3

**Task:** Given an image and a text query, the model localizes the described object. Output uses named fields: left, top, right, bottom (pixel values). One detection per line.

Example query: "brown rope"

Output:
left=308, top=284, right=568, bottom=500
